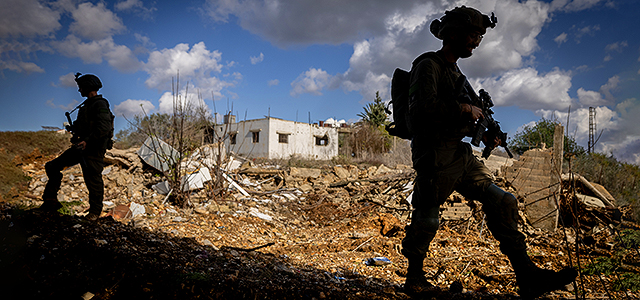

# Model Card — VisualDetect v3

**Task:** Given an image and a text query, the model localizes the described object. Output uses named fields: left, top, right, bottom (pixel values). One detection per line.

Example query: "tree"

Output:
left=357, top=91, right=390, bottom=128
left=509, top=118, right=585, bottom=157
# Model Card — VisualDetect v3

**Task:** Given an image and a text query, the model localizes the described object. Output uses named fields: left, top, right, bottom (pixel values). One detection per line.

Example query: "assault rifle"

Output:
left=455, top=75, right=513, bottom=159
left=64, top=101, right=87, bottom=145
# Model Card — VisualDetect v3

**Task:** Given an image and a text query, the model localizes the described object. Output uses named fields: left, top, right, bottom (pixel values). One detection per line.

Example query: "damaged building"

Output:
left=213, top=116, right=340, bottom=160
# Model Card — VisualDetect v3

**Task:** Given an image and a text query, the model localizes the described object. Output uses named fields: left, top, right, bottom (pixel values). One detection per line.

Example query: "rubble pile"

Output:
left=1, top=145, right=638, bottom=299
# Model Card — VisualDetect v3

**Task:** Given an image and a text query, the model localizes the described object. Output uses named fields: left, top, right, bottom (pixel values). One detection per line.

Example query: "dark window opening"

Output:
left=315, top=135, right=329, bottom=146
left=252, top=131, right=260, bottom=143
left=278, top=133, right=289, bottom=144
left=229, top=133, right=237, bottom=145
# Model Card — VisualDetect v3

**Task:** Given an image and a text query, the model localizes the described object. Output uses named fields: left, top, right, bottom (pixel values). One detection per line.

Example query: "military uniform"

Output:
left=402, top=50, right=526, bottom=273
left=401, top=7, right=577, bottom=297
left=42, top=95, right=113, bottom=215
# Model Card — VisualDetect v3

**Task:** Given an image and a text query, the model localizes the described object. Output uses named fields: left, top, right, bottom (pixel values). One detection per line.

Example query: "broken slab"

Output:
left=138, top=137, right=180, bottom=172
left=289, top=167, right=321, bottom=178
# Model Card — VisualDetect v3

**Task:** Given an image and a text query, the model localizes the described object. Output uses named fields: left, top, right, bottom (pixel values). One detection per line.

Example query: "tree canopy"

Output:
left=509, top=118, right=585, bottom=156
left=357, top=91, right=389, bottom=128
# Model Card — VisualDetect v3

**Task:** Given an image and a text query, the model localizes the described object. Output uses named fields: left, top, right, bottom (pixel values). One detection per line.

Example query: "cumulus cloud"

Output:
left=0, top=0, right=61, bottom=38
left=218, top=1, right=556, bottom=101
left=268, top=79, right=279, bottom=86
left=204, top=0, right=418, bottom=46
left=538, top=105, right=618, bottom=147
left=69, top=2, right=126, bottom=40
left=572, top=25, right=600, bottom=43
left=115, top=0, right=157, bottom=19
left=475, top=67, right=573, bottom=111
left=290, top=68, right=332, bottom=96
left=144, top=42, right=238, bottom=100
left=157, top=91, right=209, bottom=114
left=0, top=60, right=44, bottom=74
left=605, top=41, right=628, bottom=52
left=46, top=99, right=79, bottom=111
left=113, top=99, right=156, bottom=118
left=250, top=53, right=264, bottom=64
left=59, top=73, right=77, bottom=88
left=554, top=33, right=568, bottom=46
left=52, top=35, right=141, bottom=72
left=577, top=88, right=605, bottom=106
left=551, top=0, right=607, bottom=12
left=599, top=76, right=619, bottom=101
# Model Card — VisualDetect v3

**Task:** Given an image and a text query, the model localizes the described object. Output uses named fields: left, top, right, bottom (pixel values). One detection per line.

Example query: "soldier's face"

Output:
left=78, top=87, right=89, bottom=97
left=452, top=30, right=483, bottom=59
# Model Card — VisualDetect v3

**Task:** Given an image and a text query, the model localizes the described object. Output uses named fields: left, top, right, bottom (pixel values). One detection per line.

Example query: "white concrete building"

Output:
left=214, top=117, right=339, bottom=160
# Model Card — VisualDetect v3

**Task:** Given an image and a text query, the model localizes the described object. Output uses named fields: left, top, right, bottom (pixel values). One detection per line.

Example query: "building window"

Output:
left=229, top=133, right=237, bottom=145
left=315, top=135, right=329, bottom=146
left=278, top=133, right=289, bottom=144
left=252, top=131, right=260, bottom=143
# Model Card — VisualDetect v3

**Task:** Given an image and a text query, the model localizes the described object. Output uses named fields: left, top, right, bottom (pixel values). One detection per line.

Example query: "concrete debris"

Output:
left=138, top=136, right=180, bottom=172
left=13, top=144, right=638, bottom=300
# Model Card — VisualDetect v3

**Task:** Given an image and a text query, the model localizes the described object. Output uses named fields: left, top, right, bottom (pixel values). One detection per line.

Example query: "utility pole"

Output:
left=588, top=107, right=596, bottom=153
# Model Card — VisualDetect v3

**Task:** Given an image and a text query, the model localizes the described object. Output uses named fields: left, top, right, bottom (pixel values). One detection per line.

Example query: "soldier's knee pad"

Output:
left=485, top=184, right=516, bottom=208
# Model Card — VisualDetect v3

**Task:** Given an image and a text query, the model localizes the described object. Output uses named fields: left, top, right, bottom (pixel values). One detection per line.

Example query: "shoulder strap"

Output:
left=409, top=51, right=445, bottom=95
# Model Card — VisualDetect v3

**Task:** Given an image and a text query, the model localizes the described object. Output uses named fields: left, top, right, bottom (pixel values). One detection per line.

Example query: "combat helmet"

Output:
left=75, top=73, right=102, bottom=91
left=430, top=6, right=497, bottom=40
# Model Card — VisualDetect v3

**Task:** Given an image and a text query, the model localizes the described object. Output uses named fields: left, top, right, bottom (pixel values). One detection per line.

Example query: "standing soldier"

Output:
left=401, top=6, right=577, bottom=298
left=38, top=73, right=114, bottom=221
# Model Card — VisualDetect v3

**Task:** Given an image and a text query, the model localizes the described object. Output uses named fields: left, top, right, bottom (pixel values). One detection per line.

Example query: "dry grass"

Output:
left=0, top=131, right=70, bottom=200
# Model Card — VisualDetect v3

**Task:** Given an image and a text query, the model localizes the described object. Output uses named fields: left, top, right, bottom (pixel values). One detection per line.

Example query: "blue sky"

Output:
left=1, top=0, right=639, bottom=164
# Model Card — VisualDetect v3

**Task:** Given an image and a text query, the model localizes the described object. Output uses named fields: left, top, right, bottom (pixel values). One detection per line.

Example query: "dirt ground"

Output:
left=0, top=148, right=637, bottom=300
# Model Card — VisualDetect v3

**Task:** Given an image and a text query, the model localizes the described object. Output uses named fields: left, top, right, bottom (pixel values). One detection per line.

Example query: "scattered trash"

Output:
left=152, top=181, right=171, bottom=195
left=365, top=257, right=392, bottom=266
left=249, top=207, right=272, bottom=221
left=129, top=202, right=145, bottom=218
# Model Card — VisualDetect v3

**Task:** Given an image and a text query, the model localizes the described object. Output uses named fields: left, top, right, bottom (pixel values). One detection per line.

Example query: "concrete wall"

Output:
left=501, top=148, right=560, bottom=231
left=217, top=118, right=338, bottom=160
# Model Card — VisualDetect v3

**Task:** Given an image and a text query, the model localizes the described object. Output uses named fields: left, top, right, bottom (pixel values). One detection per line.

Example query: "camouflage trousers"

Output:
left=43, top=147, right=105, bottom=215
left=402, top=141, right=526, bottom=261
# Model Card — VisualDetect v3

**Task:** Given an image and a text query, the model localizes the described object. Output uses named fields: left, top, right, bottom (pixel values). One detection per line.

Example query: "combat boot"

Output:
left=36, top=199, right=62, bottom=213
left=84, top=212, right=101, bottom=221
left=507, top=249, right=577, bottom=299
left=404, top=272, right=435, bottom=294
left=517, top=267, right=578, bottom=299
left=403, top=256, right=436, bottom=294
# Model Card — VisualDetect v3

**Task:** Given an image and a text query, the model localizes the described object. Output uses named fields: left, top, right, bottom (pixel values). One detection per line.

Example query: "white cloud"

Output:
left=52, top=35, right=141, bottom=72
left=599, top=75, right=619, bottom=101
left=554, top=33, right=568, bottom=46
left=475, top=67, right=573, bottom=111
left=0, top=60, right=44, bottom=74
left=69, top=2, right=126, bottom=40
left=551, top=0, right=606, bottom=12
left=0, top=0, right=61, bottom=38
left=115, top=0, right=156, bottom=20
left=250, top=52, right=264, bottom=64
left=46, top=98, right=79, bottom=111
left=268, top=79, right=279, bottom=86
left=572, top=25, right=600, bottom=43
left=157, top=91, right=208, bottom=114
left=577, top=88, right=605, bottom=106
left=605, top=41, right=628, bottom=52
left=290, top=68, right=331, bottom=96
left=204, top=1, right=556, bottom=102
left=204, top=0, right=430, bottom=46
left=144, top=42, right=238, bottom=100
left=59, top=73, right=77, bottom=88
left=113, top=99, right=156, bottom=118
left=538, top=105, right=618, bottom=147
